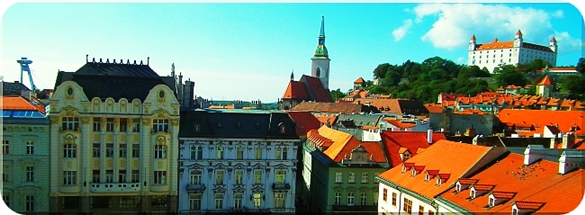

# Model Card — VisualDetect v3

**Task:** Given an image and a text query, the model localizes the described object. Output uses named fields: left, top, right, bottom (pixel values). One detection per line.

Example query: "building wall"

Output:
left=178, top=137, right=299, bottom=214
left=2, top=119, right=50, bottom=213
left=377, top=183, right=437, bottom=215
left=48, top=81, right=180, bottom=214
left=311, top=59, right=330, bottom=90
left=468, top=46, right=557, bottom=73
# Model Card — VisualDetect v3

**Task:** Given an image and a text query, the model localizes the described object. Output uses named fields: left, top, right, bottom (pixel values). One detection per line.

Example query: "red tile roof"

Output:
left=282, top=81, right=310, bottom=100
left=385, top=119, right=417, bottom=129
left=476, top=41, right=515, bottom=50
left=291, top=102, right=363, bottom=114
left=354, top=77, right=365, bottom=84
left=316, top=115, right=337, bottom=125
left=498, top=109, right=584, bottom=136
left=300, top=75, right=333, bottom=102
left=287, top=111, right=322, bottom=136
left=1, top=96, right=45, bottom=114
left=438, top=153, right=585, bottom=214
left=538, top=75, right=552, bottom=85
left=380, top=131, right=446, bottom=168
left=378, top=140, right=493, bottom=199
left=313, top=125, right=385, bottom=163
left=424, top=104, right=443, bottom=114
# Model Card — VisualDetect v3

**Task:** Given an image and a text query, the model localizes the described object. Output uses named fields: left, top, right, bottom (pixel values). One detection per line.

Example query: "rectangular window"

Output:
left=234, top=193, right=243, bottom=209
left=189, top=194, right=201, bottom=210
left=191, top=146, right=203, bottom=160
left=63, top=171, right=76, bottom=185
left=2, top=139, right=8, bottom=154
left=106, top=143, right=114, bottom=157
left=26, top=141, right=34, bottom=154
left=255, top=147, right=262, bottom=159
left=190, top=170, right=202, bottom=185
left=154, top=171, right=166, bottom=185
left=64, top=144, right=76, bottom=158
left=274, top=192, right=285, bottom=208
left=253, top=193, right=261, bottom=208
left=131, top=170, right=139, bottom=183
left=153, top=119, right=169, bottom=132
left=119, top=196, right=139, bottom=208
left=335, top=192, right=341, bottom=205
left=335, top=172, right=342, bottom=183
left=348, top=172, right=355, bottom=183
left=236, top=146, right=244, bottom=159
left=2, top=166, right=9, bottom=182
left=214, top=195, right=223, bottom=210
left=62, top=117, right=79, bottom=131
left=275, top=169, right=286, bottom=184
left=119, top=118, right=127, bottom=132
left=106, top=118, right=114, bottom=132
left=429, top=210, right=435, bottom=215
left=235, top=170, right=243, bottom=185
left=419, top=205, right=425, bottom=215
left=215, top=170, right=224, bottom=185
left=361, top=172, right=368, bottom=183
left=383, top=188, right=387, bottom=201
left=92, top=170, right=100, bottom=183
left=93, top=143, right=100, bottom=157
left=216, top=146, right=224, bottom=159
left=254, top=170, right=262, bottom=184
left=361, top=192, right=367, bottom=205
left=132, top=120, right=140, bottom=132
left=403, top=198, right=412, bottom=214
left=25, top=195, right=35, bottom=212
left=154, top=145, right=167, bottom=159
left=93, top=117, right=101, bottom=132
left=392, top=192, right=397, bottom=206
left=106, top=170, right=113, bottom=183
left=347, top=192, right=355, bottom=206
left=373, top=192, right=378, bottom=205
left=132, top=144, right=140, bottom=158
left=276, top=147, right=282, bottom=160
left=118, top=170, right=126, bottom=183
left=26, top=166, right=34, bottom=182
left=119, top=144, right=127, bottom=157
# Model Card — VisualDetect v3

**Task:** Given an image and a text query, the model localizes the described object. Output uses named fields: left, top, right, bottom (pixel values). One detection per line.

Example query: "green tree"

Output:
left=330, top=88, right=346, bottom=101
left=576, top=57, right=585, bottom=74
left=373, top=63, right=391, bottom=79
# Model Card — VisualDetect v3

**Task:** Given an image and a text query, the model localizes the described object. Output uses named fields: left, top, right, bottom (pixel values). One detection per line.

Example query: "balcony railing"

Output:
left=90, top=183, right=141, bottom=192
left=186, top=183, right=206, bottom=192
left=272, top=183, right=291, bottom=190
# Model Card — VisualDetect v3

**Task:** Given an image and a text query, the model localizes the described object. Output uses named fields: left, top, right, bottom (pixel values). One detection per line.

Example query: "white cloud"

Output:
left=457, top=57, right=464, bottom=62
left=553, top=31, right=585, bottom=54
left=406, top=3, right=582, bottom=53
left=392, top=19, right=413, bottom=41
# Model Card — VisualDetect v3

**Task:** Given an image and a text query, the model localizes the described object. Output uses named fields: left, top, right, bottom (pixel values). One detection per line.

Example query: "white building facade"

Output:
left=178, top=109, right=300, bottom=214
left=468, top=30, right=557, bottom=73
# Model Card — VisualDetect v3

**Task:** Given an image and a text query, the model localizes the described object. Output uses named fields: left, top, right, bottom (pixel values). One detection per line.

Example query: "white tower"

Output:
left=549, top=37, right=558, bottom=53
left=514, top=30, right=523, bottom=47
left=311, top=15, right=331, bottom=90
left=469, top=34, right=477, bottom=51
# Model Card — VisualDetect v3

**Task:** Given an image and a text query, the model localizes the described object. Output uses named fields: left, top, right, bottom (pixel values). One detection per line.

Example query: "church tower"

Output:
left=311, top=15, right=331, bottom=90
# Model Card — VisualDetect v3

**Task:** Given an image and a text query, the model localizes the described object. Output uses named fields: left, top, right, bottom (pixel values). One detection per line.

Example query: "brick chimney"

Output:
left=524, top=145, right=547, bottom=165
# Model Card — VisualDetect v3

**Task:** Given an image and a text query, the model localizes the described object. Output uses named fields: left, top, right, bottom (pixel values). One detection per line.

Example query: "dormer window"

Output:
left=403, top=152, right=411, bottom=161
left=402, top=163, right=414, bottom=173
left=489, top=196, right=495, bottom=207
left=512, top=208, right=519, bottom=215
left=455, top=183, right=461, bottom=193
left=279, top=123, right=286, bottom=134
left=470, top=189, right=476, bottom=199
left=436, top=177, right=442, bottom=186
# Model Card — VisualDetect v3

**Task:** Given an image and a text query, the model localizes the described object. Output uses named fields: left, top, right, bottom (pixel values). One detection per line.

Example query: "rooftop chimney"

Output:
left=559, top=151, right=582, bottom=175
left=524, top=145, right=546, bottom=166
left=427, top=128, right=433, bottom=144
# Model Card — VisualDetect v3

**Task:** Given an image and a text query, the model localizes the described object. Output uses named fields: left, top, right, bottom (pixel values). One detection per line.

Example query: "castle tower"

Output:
left=311, top=15, right=331, bottom=90
left=549, top=37, right=558, bottom=53
left=514, top=30, right=523, bottom=47
left=469, top=34, right=476, bottom=51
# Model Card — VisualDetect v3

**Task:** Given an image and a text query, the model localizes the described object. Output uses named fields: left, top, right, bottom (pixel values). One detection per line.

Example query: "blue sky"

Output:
left=1, top=1, right=584, bottom=102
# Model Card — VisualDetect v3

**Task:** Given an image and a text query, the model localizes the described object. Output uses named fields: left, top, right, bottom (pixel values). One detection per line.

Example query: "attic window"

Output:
left=455, top=183, right=461, bottom=193
left=488, top=196, right=495, bottom=207
left=67, top=87, right=73, bottom=96
left=194, top=124, right=200, bottom=132
left=436, top=177, right=442, bottom=186
left=512, top=208, right=519, bottom=215
left=470, top=189, right=476, bottom=199
left=158, top=91, right=165, bottom=98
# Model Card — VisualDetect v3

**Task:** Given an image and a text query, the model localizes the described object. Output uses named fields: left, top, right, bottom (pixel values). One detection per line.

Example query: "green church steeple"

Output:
left=313, top=15, right=329, bottom=59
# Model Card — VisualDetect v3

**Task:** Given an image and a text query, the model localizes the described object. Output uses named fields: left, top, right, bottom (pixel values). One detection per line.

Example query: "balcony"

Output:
left=272, top=183, right=291, bottom=190
left=186, top=183, right=206, bottom=192
left=90, top=183, right=141, bottom=193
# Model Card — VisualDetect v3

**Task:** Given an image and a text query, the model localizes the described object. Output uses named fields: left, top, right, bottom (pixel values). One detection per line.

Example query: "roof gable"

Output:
left=282, top=81, right=310, bottom=100
left=287, top=111, right=321, bottom=136
left=300, top=75, right=333, bottom=102
left=381, top=131, right=446, bottom=167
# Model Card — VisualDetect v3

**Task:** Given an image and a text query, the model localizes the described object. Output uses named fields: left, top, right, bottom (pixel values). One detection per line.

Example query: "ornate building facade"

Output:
left=2, top=96, right=50, bottom=214
left=48, top=57, right=180, bottom=214
left=178, top=109, right=300, bottom=214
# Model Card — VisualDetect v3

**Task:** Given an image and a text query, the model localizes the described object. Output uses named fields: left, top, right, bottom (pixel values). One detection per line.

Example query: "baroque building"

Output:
left=178, top=109, right=300, bottom=214
left=468, top=30, right=557, bottom=73
left=2, top=96, right=50, bottom=213
left=48, top=56, right=180, bottom=214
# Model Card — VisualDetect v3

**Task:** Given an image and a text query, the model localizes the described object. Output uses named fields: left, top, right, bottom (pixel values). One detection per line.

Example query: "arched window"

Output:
left=316, top=68, right=321, bottom=77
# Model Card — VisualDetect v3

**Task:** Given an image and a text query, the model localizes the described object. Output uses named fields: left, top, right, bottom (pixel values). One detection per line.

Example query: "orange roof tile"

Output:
left=282, top=81, right=310, bottom=99
left=1, top=96, right=45, bottom=114
left=538, top=75, right=552, bottom=85
left=378, top=140, right=493, bottom=199
left=386, top=119, right=417, bottom=128
left=287, top=111, right=322, bottom=136
left=317, top=125, right=360, bottom=162
left=438, top=153, right=585, bottom=214
left=476, top=41, right=515, bottom=50
left=498, top=109, right=584, bottom=136
left=425, top=104, right=443, bottom=114
left=354, top=77, right=365, bottom=84
left=316, top=115, right=337, bottom=125
left=380, top=131, right=446, bottom=167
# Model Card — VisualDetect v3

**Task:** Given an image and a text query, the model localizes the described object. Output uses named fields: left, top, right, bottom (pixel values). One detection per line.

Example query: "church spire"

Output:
left=319, top=15, right=325, bottom=45
left=313, top=15, right=329, bottom=58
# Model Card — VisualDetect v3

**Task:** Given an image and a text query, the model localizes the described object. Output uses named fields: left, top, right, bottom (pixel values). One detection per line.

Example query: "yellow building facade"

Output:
left=48, top=59, right=180, bottom=214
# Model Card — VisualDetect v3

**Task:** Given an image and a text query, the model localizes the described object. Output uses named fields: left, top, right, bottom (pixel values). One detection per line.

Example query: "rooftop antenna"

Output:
left=17, top=57, right=37, bottom=93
